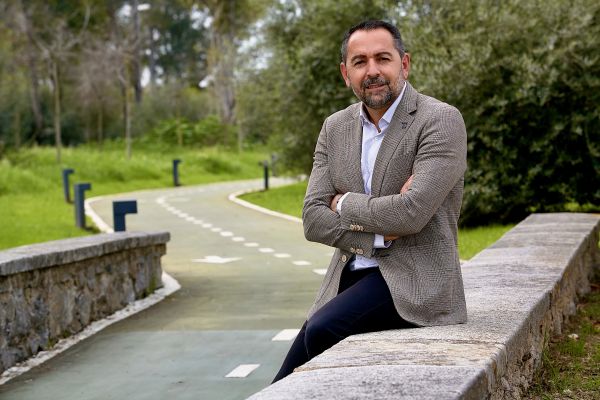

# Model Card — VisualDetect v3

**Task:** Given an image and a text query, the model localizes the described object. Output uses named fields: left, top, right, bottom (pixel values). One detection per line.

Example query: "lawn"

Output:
left=0, top=143, right=268, bottom=249
left=240, top=181, right=514, bottom=260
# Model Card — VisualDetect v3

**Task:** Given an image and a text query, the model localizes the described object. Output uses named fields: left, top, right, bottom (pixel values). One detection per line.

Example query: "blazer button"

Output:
left=356, top=249, right=364, bottom=255
left=350, top=247, right=356, bottom=253
left=350, top=224, right=356, bottom=231
left=359, top=226, right=364, bottom=232
left=341, top=255, right=347, bottom=262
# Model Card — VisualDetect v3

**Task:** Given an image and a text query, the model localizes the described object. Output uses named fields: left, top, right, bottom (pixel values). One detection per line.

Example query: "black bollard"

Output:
left=173, top=159, right=182, bottom=186
left=263, top=160, right=269, bottom=191
left=113, top=200, right=138, bottom=232
left=74, top=183, right=92, bottom=229
left=62, top=168, right=74, bottom=203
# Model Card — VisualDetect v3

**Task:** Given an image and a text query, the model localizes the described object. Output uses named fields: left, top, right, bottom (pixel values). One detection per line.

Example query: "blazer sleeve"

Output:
left=339, top=103, right=467, bottom=236
left=302, top=118, right=376, bottom=256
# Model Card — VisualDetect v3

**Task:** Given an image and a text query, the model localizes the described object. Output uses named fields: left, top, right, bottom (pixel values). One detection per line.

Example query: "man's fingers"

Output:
left=401, top=175, right=414, bottom=193
left=384, top=235, right=399, bottom=241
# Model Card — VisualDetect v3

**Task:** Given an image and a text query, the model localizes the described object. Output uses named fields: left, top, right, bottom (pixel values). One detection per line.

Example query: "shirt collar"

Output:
left=359, top=81, right=407, bottom=127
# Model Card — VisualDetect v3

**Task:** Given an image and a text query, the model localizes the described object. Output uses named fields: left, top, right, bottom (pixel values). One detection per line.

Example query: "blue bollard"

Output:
left=263, top=161, right=269, bottom=191
left=173, top=159, right=182, bottom=186
left=62, top=168, right=74, bottom=203
left=113, top=200, right=138, bottom=232
left=74, top=183, right=92, bottom=229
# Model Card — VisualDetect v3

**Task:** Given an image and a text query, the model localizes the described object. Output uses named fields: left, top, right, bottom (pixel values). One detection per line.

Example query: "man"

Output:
left=272, top=20, right=467, bottom=383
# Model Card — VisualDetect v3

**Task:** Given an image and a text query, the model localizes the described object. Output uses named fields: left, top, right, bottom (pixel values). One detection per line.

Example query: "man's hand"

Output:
left=384, top=176, right=414, bottom=241
left=401, top=175, right=414, bottom=194
left=330, top=193, right=343, bottom=212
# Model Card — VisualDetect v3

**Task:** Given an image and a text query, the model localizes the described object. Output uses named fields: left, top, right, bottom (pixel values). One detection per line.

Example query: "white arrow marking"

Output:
left=192, top=256, right=241, bottom=264
left=225, top=364, right=260, bottom=378
left=272, top=329, right=300, bottom=341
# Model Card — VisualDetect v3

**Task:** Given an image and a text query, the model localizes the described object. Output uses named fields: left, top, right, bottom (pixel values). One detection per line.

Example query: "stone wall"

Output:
left=248, top=213, right=600, bottom=400
left=0, top=232, right=169, bottom=373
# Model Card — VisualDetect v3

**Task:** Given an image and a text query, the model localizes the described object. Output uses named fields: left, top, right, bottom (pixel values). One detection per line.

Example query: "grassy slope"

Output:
left=0, top=144, right=267, bottom=249
left=241, top=181, right=514, bottom=260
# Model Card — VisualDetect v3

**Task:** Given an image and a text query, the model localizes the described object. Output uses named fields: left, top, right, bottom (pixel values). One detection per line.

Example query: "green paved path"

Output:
left=0, top=179, right=330, bottom=400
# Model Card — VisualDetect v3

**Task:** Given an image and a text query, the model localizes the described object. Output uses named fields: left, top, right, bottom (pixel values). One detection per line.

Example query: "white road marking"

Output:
left=313, top=269, right=327, bottom=275
left=193, top=221, right=203, bottom=225
left=220, top=231, right=233, bottom=237
left=231, top=237, right=245, bottom=242
left=185, top=217, right=196, bottom=222
left=244, top=242, right=259, bottom=247
left=272, top=329, right=300, bottom=341
left=202, top=223, right=213, bottom=228
left=211, top=227, right=222, bottom=232
left=225, top=364, right=260, bottom=378
left=274, top=253, right=291, bottom=258
left=293, top=261, right=311, bottom=266
left=192, top=256, right=241, bottom=264
left=258, top=248, right=274, bottom=253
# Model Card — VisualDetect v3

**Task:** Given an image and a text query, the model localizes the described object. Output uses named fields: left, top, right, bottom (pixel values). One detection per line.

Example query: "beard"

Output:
left=352, top=75, right=402, bottom=109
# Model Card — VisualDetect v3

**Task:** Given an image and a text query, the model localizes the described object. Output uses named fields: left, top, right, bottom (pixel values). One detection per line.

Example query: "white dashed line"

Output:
left=225, top=364, right=260, bottom=378
left=211, top=227, right=222, bottom=232
left=220, top=231, right=233, bottom=237
left=258, top=248, right=274, bottom=253
left=185, top=217, right=196, bottom=222
left=244, top=243, right=259, bottom=247
left=312, top=269, right=327, bottom=275
left=274, top=253, right=291, bottom=258
left=293, top=261, right=311, bottom=266
left=272, top=329, right=300, bottom=341
left=193, top=221, right=203, bottom=225
left=202, top=223, right=213, bottom=228
left=231, top=237, right=245, bottom=242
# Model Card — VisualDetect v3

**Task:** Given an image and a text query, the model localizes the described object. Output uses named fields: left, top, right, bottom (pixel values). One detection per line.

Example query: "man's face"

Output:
left=340, top=28, right=410, bottom=111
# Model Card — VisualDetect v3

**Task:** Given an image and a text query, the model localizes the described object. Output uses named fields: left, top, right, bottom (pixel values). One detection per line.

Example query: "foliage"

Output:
left=140, top=115, right=237, bottom=148
left=401, top=0, right=600, bottom=225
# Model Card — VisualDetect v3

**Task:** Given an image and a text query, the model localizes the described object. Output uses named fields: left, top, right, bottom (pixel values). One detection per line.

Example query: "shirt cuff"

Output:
left=373, top=234, right=392, bottom=248
left=336, top=192, right=351, bottom=214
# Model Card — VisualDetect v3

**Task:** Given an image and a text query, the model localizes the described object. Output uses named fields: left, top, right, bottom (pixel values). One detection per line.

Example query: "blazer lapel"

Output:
left=343, top=105, right=366, bottom=193
left=370, top=82, right=418, bottom=197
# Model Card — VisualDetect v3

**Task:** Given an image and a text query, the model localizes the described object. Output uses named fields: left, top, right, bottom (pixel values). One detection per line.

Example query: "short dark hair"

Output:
left=340, top=20, right=405, bottom=63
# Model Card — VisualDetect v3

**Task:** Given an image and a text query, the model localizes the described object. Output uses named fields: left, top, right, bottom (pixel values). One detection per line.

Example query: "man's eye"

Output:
left=354, top=61, right=364, bottom=66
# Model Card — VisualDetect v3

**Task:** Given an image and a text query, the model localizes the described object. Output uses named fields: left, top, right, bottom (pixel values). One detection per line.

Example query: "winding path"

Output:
left=0, top=179, right=330, bottom=400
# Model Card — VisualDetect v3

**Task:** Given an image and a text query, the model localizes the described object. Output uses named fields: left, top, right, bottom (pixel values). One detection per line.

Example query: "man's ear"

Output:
left=401, top=53, right=411, bottom=80
left=340, top=62, right=350, bottom=87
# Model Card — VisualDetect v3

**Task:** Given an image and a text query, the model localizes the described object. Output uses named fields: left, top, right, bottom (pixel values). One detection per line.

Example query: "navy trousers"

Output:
left=272, top=264, right=414, bottom=383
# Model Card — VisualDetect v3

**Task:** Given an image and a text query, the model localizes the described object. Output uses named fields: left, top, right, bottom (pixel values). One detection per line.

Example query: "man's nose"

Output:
left=366, top=59, right=380, bottom=77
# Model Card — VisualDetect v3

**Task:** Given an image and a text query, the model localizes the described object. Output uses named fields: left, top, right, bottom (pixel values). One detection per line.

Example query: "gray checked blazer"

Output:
left=303, top=82, right=468, bottom=327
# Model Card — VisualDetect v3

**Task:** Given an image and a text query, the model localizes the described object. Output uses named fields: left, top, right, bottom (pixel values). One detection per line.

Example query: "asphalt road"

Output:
left=0, top=179, right=331, bottom=400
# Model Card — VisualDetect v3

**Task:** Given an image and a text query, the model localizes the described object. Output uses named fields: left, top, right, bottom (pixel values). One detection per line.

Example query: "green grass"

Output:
left=526, top=285, right=600, bottom=399
left=0, top=143, right=268, bottom=250
left=240, top=181, right=514, bottom=260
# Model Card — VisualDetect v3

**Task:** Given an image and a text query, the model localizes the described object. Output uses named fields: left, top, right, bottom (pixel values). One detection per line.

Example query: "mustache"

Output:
left=362, top=76, right=389, bottom=89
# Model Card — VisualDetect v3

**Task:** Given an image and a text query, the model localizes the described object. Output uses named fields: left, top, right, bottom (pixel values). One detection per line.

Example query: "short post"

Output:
left=173, top=159, right=182, bottom=187
left=74, top=183, right=92, bottom=229
left=262, top=160, right=269, bottom=191
left=113, top=200, right=138, bottom=232
left=62, top=168, right=74, bottom=203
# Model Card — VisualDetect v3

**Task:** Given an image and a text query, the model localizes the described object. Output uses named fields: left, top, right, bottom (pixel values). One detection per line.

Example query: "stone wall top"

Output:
left=0, top=231, right=170, bottom=276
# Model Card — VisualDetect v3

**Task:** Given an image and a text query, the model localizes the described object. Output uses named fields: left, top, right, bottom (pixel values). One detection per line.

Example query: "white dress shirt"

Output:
left=337, top=82, right=407, bottom=270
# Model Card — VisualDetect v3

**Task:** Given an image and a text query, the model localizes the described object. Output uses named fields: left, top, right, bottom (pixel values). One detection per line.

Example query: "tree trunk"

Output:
left=51, top=59, right=62, bottom=163
left=131, top=0, right=143, bottom=104
left=120, top=76, right=132, bottom=159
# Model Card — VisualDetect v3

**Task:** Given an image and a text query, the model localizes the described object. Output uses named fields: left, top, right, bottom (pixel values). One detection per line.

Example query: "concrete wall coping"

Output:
left=0, top=231, right=170, bottom=277
left=248, top=212, right=600, bottom=399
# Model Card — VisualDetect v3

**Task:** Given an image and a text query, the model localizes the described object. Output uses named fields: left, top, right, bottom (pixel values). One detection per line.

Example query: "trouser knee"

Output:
left=304, top=317, right=340, bottom=358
